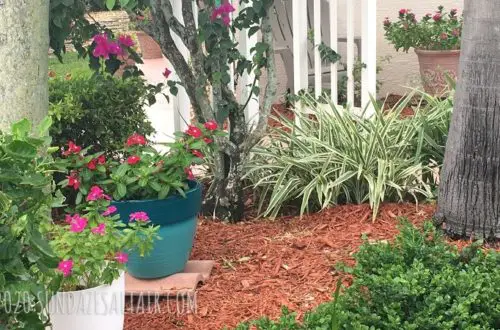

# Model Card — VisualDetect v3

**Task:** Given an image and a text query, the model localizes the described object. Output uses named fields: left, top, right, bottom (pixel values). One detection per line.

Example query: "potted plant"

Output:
left=383, top=6, right=463, bottom=95
left=47, top=186, right=158, bottom=329
left=129, top=8, right=163, bottom=59
left=59, top=121, right=221, bottom=279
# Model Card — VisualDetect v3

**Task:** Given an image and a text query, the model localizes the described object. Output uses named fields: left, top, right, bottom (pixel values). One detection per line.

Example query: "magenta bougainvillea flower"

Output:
left=127, top=155, right=141, bottom=165
left=399, top=8, right=407, bottom=15
left=211, top=1, right=235, bottom=26
left=91, top=223, right=107, bottom=235
left=163, top=67, right=172, bottom=79
left=186, top=125, right=202, bottom=138
left=102, top=206, right=117, bottom=217
left=129, top=211, right=150, bottom=222
left=118, top=34, right=135, bottom=47
left=58, top=259, right=74, bottom=277
left=92, top=33, right=122, bottom=59
left=86, top=185, right=111, bottom=202
left=115, top=252, right=129, bottom=264
left=126, top=133, right=147, bottom=146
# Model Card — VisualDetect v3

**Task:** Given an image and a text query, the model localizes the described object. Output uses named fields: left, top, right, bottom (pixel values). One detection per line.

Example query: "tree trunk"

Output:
left=0, top=0, right=49, bottom=130
left=436, top=0, right=500, bottom=240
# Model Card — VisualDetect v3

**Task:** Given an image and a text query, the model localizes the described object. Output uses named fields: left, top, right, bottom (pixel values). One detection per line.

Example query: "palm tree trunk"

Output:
left=436, top=0, right=500, bottom=239
left=0, top=1, right=49, bottom=130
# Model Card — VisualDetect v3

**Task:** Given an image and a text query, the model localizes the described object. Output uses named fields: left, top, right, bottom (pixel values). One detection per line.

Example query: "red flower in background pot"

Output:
left=204, top=120, right=218, bottom=131
left=67, top=171, right=80, bottom=190
left=127, top=155, right=141, bottom=165
left=97, top=155, right=106, bottom=165
left=62, top=141, right=81, bottom=156
left=184, top=167, right=195, bottom=180
left=203, top=137, right=213, bottom=144
left=186, top=125, right=202, bottom=138
left=191, top=150, right=204, bottom=159
left=87, top=159, right=97, bottom=170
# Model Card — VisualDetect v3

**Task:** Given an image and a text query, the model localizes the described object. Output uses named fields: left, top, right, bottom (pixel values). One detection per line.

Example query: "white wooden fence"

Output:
left=168, top=0, right=378, bottom=132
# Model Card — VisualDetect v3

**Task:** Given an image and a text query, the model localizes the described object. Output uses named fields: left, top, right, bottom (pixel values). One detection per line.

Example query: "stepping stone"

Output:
left=125, top=260, right=215, bottom=297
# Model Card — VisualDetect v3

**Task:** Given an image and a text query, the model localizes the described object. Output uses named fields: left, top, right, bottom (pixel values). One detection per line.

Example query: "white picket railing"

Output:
left=167, top=0, right=378, bottom=133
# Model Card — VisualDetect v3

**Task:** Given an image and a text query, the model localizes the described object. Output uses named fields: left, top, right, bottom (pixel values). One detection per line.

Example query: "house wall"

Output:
left=272, top=0, right=464, bottom=101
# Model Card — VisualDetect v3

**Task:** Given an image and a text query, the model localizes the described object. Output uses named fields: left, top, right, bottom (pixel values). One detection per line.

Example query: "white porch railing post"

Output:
left=292, top=0, right=308, bottom=94
left=329, top=0, right=338, bottom=105
left=238, top=1, right=259, bottom=128
left=313, top=0, right=322, bottom=98
left=346, top=0, right=355, bottom=107
left=361, top=0, right=377, bottom=117
left=171, top=0, right=192, bottom=132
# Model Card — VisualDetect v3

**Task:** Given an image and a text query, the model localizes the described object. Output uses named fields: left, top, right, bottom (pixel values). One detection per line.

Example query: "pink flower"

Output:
left=69, top=214, right=88, bottom=233
left=58, top=259, right=73, bottom=277
left=192, top=150, right=204, bottom=158
left=65, top=214, right=74, bottom=224
left=102, top=205, right=117, bottom=216
left=186, top=125, right=202, bottom=138
left=87, top=159, right=97, bottom=170
left=185, top=167, right=195, bottom=180
left=67, top=171, right=80, bottom=190
left=62, top=141, right=81, bottom=156
left=204, top=120, right=218, bottom=131
left=97, top=155, right=106, bottom=165
left=203, top=137, right=213, bottom=144
left=115, top=252, right=129, bottom=264
left=126, top=133, right=147, bottom=146
left=86, top=185, right=111, bottom=201
left=91, top=223, right=106, bottom=235
left=211, top=1, right=235, bottom=26
left=440, top=32, right=448, bottom=40
left=163, top=67, right=172, bottom=79
left=127, top=155, right=141, bottom=165
left=398, top=8, right=407, bottom=15
left=118, top=34, right=135, bottom=47
left=433, top=13, right=441, bottom=21
left=92, top=33, right=122, bottom=59
left=129, top=211, right=150, bottom=222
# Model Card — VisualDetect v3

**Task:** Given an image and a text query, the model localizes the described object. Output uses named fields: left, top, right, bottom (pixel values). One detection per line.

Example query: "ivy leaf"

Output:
left=106, top=0, right=116, bottom=10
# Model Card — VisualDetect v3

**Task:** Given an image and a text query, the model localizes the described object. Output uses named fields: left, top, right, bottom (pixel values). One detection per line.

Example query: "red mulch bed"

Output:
left=124, top=203, right=436, bottom=330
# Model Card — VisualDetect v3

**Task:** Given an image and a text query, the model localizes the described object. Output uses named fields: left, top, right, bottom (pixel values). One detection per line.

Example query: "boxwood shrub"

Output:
left=234, top=221, right=500, bottom=330
left=49, top=74, right=155, bottom=155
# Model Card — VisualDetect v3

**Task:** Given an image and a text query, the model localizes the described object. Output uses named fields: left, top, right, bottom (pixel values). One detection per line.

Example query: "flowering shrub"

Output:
left=383, top=6, right=463, bottom=52
left=50, top=185, right=158, bottom=290
left=59, top=121, right=223, bottom=203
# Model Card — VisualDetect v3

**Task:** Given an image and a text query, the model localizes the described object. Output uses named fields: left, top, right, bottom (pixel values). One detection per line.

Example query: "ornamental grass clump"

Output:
left=383, top=6, right=463, bottom=52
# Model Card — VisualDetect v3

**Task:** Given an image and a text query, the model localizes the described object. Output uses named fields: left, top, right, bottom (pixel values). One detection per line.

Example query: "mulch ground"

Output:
left=125, top=202, right=437, bottom=330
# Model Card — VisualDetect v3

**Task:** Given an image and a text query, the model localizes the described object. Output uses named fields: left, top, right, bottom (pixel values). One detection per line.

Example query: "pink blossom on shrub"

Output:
left=211, top=1, right=235, bottom=26
left=163, top=67, right=172, bottom=79
left=102, top=206, right=117, bottom=216
left=92, top=33, right=122, bottom=59
left=126, top=133, right=147, bottom=146
left=69, top=214, right=88, bottom=233
left=127, top=155, right=141, bottom=165
left=115, top=252, right=129, bottom=264
left=62, top=141, right=81, bottom=156
left=91, top=223, right=106, bottom=235
left=129, top=211, right=150, bottom=222
left=204, top=120, right=218, bottom=130
left=67, top=171, right=80, bottom=190
left=186, top=125, right=202, bottom=138
left=433, top=13, right=441, bottom=21
left=58, top=259, right=73, bottom=277
left=86, top=185, right=111, bottom=201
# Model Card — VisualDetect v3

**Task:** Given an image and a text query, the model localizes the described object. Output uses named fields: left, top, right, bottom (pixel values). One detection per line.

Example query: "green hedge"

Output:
left=49, top=74, right=155, bottom=154
left=234, top=222, right=500, bottom=330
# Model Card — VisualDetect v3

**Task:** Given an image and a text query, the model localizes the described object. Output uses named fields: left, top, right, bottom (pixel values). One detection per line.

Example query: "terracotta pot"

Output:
left=415, top=49, right=460, bottom=96
left=135, top=31, right=163, bottom=59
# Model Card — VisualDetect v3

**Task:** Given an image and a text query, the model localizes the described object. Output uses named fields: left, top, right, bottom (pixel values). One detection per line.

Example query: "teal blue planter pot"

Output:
left=112, top=181, right=202, bottom=279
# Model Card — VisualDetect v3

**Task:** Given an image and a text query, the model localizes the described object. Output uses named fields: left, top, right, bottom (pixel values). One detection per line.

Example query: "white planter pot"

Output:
left=46, top=272, right=125, bottom=330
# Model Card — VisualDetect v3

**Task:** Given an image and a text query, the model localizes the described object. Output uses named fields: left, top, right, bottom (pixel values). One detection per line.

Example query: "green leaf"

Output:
left=5, top=141, right=37, bottom=159
left=37, top=117, right=52, bottom=136
left=106, top=0, right=116, bottom=10
left=11, top=119, right=32, bottom=137
left=117, top=183, right=127, bottom=198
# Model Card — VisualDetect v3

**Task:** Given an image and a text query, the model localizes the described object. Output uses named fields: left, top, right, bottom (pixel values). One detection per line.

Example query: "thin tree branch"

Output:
left=158, top=0, right=188, bottom=45
left=242, top=14, right=277, bottom=153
